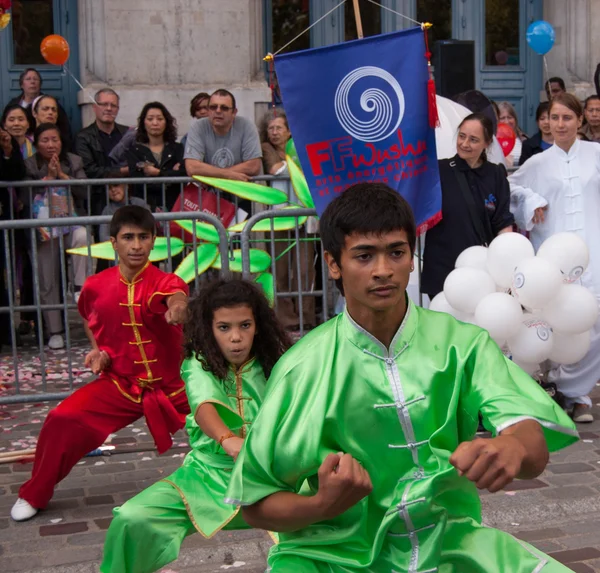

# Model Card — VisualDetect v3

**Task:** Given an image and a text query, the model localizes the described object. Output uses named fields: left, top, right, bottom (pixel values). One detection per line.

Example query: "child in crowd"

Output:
left=100, top=278, right=290, bottom=573
left=99, top=182, right=148, bottom=242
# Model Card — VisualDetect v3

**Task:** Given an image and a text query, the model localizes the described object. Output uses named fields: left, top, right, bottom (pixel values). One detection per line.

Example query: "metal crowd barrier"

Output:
left=239, top=207, right=334, bottom=335
left=0, top=210, right=229, bottom=404
left=0, top=175, right=326, bottom=404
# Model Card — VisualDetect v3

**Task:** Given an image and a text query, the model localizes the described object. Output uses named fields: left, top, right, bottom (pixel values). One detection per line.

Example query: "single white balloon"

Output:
left=537, top=232, right=590, bottom=283
left=549, top=330, right=591, bottom=365
left=474, top=292, right=523, bottom=344
left=486, top=232, right=535, bottom=288
left=429, top=292, right=474, bottom=322
left=542, top=284, right=599, bottom=334
left=511, top=256, right=563, bottom=310
left=443, top=268, right=496, bottom=314
left=455, top=246, right=489, bottom=271
left=507, top=316, right=554, bottom=364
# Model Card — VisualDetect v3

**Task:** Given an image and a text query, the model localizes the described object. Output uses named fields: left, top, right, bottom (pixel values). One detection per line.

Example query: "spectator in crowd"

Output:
left=545, top=76, right=566, bottom=101
left=75, top=88, right=129, bottom=216
left=190, top=92, right=210, bottom=119
left=22, top=123, right=92, bottom=350
left=260, top=109, right=316, bottom=333
left=126, top=102, right=184, bottom=211
left=7, top=68, right=72, bottom=147
left=2, top=104, right=34, bottom=159
left=579, top=95, right=600, bottom=143
left=180, top=92, right=210, bottom=150
left=0, top=127, right=26, bottom=352
left=520, top=102, right=553, bottom=165
left=421, top=113, right=514, bottom=300
left=185, top=89, right=262, bottom=216
left=2, top=104, right=36, bottom=337
left=184, top=89, right=261, bottom=182
left=509, top=93, right=600, bottom=423
left=99, top=183, right=149, bottom=242
left=31, top=95, right=73, bottom=152
left=498, top=101, right=528, bottom=167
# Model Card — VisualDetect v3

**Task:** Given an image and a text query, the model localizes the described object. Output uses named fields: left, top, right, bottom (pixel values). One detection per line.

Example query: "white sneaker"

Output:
left=48, top=334, right=65, bottom=350
left=11, top=498, right=38, bottom=521
left=74, top=290, right=82, bottom=304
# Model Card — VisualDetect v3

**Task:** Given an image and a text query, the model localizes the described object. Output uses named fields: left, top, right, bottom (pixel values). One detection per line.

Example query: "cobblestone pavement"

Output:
left=1, top=339, right=600, bottom=572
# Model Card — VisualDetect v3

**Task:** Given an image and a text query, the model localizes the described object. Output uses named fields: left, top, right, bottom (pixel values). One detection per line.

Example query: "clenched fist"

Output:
left=449, top=435, right=527, bottom=493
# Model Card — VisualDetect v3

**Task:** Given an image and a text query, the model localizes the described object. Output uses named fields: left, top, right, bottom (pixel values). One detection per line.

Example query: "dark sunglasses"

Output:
left=209, top=104, right=233, bottom=112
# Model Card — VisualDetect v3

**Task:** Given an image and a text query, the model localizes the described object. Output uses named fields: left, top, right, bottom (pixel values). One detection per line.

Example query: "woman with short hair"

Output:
left=422, top=113, right=514, bottom=299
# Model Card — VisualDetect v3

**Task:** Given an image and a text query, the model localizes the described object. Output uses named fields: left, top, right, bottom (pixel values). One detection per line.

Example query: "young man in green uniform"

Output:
left=226, top=182, right=579, bottom=573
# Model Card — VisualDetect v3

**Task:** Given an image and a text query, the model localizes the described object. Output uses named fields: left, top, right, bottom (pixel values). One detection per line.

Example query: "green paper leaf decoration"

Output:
left=174, top=243, right=219, bottom=283
left=67, top=237, right=185, bottom=262
left=256, top=273, right=274, bottom=306
left=286, top=155, right=315, bottom=209
left=227, top=206, right=308, bottom=233
left=212, top=248, right=271, bottom=273
left=192, top=176, right=288, bottom=205
left=173, top=219, right=220, bottom=244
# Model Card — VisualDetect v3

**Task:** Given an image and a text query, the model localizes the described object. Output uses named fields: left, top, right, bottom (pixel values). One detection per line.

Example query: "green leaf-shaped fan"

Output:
left=174, top=243, right=219, bottom=284
left=212, top=249, right=271, bottom=273
left=67, top=237, right=185, bottom=262
left=286, top=155, right=315, bottom=209
left=192, top=176, right=288, bottom=205
left=173, top=219, right=220, bottom=244
left=227, top=205, right=308, bottom=233
left=256, top=273, right=274, bottom=306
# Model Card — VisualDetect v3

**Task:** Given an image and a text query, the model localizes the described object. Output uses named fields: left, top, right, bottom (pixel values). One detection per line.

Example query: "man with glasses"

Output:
left=75, top=88, right=130, bottom=215
left=184, top=89, right=262, bottom=184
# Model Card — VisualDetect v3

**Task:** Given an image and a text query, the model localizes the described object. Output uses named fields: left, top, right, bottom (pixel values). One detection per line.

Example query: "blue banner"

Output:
left=275, top=26, right=441, bottom=231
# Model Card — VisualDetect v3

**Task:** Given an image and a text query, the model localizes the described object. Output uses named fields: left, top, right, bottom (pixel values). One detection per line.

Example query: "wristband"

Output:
left=218, top=431, right=236, bottom=446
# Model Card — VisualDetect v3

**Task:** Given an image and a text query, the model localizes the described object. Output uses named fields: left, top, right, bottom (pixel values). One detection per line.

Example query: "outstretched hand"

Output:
left=314, top=453, right=372, bottom=520
left=84, top=349, right=111, bottom=375
left=449, top=435, right=527, bottom=493
left=165, top=300, right=187, bottom=325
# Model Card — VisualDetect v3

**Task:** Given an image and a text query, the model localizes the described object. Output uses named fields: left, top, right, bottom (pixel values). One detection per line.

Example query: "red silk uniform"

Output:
left=19, top=263, right=190, bottom=509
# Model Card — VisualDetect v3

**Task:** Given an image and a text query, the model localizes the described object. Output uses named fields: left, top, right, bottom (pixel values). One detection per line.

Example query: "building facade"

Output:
left=0, top=0, right=597, bottom=137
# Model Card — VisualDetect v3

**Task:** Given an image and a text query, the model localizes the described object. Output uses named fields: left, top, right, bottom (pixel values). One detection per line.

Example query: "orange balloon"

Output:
left=40, top=35, right=70, bottom=66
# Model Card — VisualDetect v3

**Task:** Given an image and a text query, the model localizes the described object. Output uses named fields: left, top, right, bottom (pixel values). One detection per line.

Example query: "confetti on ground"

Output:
left=141, top=457, right=152, bottom=461
left=505, top=492, right=517, bottom=496
left=583, top=439, right=594, bottom=443
left=220, top=562, right=246, bottom=569
left=50, top=518, right=63, bottom=524
left=94, top=461, right=105, bottom=466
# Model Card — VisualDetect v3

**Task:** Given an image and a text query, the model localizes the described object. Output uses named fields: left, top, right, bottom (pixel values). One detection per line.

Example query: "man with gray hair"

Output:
left=75, top=88, right=130, bottom=215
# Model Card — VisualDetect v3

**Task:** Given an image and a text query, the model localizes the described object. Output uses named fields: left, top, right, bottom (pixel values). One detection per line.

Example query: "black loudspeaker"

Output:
left=433, top=40, right=475, bottom=99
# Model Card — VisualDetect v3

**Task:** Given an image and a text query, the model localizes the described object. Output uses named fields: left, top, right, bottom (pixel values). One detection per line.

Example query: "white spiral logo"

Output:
left=334, top=66, right=405, bottom=143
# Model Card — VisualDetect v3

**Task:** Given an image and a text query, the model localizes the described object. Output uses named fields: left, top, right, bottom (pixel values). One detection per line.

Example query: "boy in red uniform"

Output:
left=11, top=205, right=191, bottom=521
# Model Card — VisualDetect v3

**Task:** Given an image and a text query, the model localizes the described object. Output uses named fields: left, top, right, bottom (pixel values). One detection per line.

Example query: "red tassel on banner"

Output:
left=422, top=23, right=439, bottom=128
left=265, top=53, right=277, bottom=114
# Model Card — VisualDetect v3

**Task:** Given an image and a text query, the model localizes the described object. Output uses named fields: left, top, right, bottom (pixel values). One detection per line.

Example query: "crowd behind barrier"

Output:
left=0, top=175, right=332, bottom=404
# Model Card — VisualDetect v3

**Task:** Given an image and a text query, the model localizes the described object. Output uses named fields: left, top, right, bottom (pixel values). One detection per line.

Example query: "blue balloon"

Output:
left=526, top=20, right=555, bottom=55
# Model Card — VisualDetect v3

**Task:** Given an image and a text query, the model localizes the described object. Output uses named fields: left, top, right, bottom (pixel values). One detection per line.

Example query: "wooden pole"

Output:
left=352, top=0, right=364, bottom=39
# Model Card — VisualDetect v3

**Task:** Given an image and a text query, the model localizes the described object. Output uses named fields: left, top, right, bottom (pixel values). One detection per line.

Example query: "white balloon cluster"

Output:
left=429, top=232, right=597, bottom=373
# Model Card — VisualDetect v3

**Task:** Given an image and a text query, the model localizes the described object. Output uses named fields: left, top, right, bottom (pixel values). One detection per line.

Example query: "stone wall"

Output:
left=544, top=0, right=599, bottom=99
left=76, top=0, right=271, bottom=132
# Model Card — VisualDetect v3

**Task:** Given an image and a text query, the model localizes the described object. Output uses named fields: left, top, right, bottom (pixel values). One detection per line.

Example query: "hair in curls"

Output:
left=184, top=279, right=291, bottom=381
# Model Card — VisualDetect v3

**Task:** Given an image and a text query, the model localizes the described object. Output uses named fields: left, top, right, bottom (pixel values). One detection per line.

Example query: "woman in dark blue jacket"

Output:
left=520, top=102, right=553, bottom=165
left=126, top=102, right=184, bottom=211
